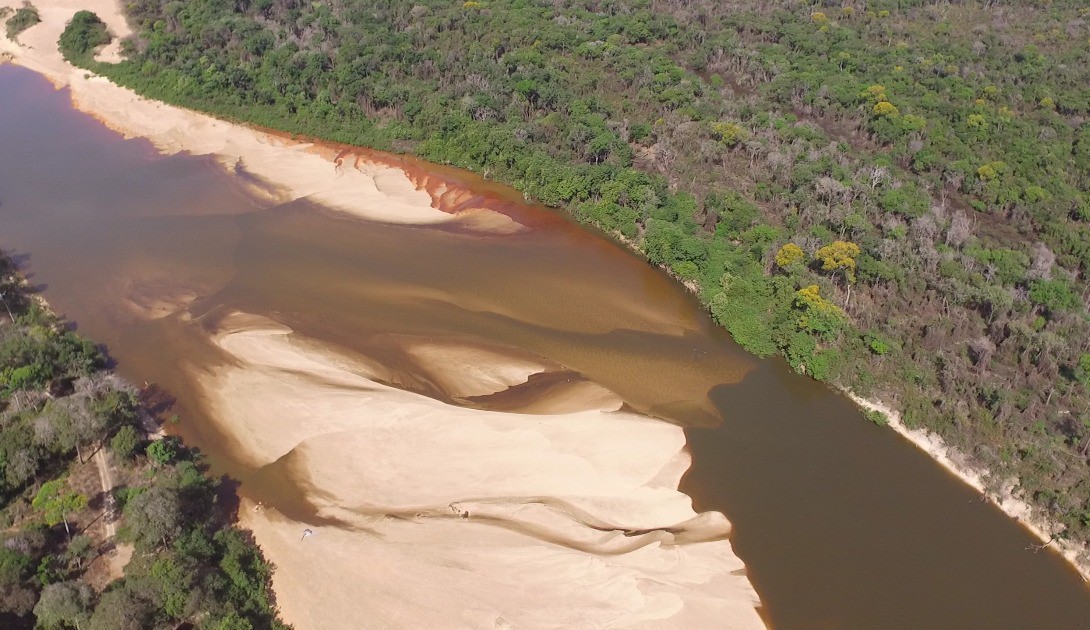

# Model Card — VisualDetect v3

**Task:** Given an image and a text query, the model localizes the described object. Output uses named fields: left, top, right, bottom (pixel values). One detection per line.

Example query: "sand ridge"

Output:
left=209, top=315, right=763, bottom=629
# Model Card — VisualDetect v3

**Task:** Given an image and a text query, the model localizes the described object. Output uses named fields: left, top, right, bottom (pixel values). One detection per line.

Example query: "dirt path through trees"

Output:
left=92, top=448, right=115, bottom=538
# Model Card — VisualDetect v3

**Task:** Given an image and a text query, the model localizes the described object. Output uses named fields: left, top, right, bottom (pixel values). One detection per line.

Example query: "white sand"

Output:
left=0, top=0, right=519, bottom=231
left=210, top=315, right=763, bottom=629
left=848, top=393, right=1090, bottom=582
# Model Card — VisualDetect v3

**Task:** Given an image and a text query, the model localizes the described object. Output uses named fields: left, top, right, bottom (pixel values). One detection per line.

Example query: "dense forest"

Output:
left=46, top=0, right=1090, bottom=553
left=0, top=255, right=286, bottom=628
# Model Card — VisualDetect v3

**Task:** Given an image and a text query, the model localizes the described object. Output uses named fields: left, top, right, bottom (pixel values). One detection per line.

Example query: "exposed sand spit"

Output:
left=400, top=338, right=553, bottom=399
left=208, top=316, right=763, bottom=628
left=0, top=0, right=521, bottom=232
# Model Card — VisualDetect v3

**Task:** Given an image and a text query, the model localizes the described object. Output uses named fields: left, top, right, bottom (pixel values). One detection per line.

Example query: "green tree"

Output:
left=64, top=535, right=95, bottom=570
left=145, top=438, right=178, bottom=467
left=1029, top=279, right=1078, bottom=314
left=794, top=285, right=845, bottom=339
left=124, top=486, right=182, bottom=549
left=32, top=479, right=87, bottom=538
left=33, top=581, right=93, bottom=630
left=5, top=2, right=41, bottom=41
left=57, top=10, right=111, bottom=63
left=87, top=584, right=154, bottom=630
left=110, top=425, right=141, bottom=461
left=1074, top=354, right=1090, bottom=390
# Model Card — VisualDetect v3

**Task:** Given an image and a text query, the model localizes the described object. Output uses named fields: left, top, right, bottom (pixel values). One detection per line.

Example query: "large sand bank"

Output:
left=211, top=315, right=763, bottom=628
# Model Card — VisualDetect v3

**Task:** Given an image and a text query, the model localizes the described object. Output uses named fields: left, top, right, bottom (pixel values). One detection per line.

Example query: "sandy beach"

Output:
left=0, top=0, right=520, bottom=232
left=0, top=2, right=765, bottom=627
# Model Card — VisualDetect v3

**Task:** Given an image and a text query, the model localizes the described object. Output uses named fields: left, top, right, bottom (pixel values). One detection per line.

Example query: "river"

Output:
left=1, top=64, right=1088, bottom=628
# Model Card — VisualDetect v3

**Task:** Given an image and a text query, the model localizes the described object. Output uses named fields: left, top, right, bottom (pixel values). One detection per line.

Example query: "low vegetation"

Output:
left=0, top=255, right=287, bottom=629
left=3, top=2, right=40, bottom=42
left=62, top=0, right=1090, bottom=553
left=56, top=10, right=109, bottom=64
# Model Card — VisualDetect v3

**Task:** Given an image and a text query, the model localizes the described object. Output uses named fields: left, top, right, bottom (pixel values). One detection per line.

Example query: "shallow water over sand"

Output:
left=2, top=64, right=1089, bottom=628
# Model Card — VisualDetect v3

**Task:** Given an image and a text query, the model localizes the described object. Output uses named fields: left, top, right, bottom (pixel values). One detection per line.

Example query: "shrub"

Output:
left=865, top=410, right=890, bottom=426
left=58, top=10, right=111, bottom=63
left=5, top=3, right=40, bottom=41
left=110, top=425, right=141, bottom=461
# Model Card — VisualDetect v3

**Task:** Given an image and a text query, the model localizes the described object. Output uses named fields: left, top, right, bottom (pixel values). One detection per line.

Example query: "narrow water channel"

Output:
left=2, top=64, right=1088, bottom=628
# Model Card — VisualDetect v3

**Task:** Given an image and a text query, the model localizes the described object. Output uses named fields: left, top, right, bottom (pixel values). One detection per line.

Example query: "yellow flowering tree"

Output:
left=775, top=243, right=806, bottom=270
left=794, top=285, right=845, bottom=337
left=711, top=121, right=748, bottom=147
left=816, top=240, right=861, bottom=284
left=873, top=101, right=900, bottom=117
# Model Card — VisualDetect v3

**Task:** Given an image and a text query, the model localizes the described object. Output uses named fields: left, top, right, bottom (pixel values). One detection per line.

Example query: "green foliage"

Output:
left=967, top=246, right=1029, bottom=285
left=711, top=121, right=748, bottom=147
left=0, top=325, right=102, bottom=396
left=1074, top=354, right=1090, bottom=390
left=1029, top=279, right=1078, bottom=314
left=794, top=285, right=845, bottom=340
left=705, top=191, right=759, bottom=237
left=145, top=437, right=179, bottom=467
left=865, top=410, right=890, bottom=426
left=709, top=274, right=777, bottom=357
left=5, top=2, right=40, bottom=41
left=57, top=10, right=110, bottom=63
left=64, top=535, right=94, bottom=570
left=33, top=581, right=93, bottom=630
left=123, top=484, right=186, bottom=550
left=879, top=185, right=929, bottom=218
left=110, top=425, right=141, bottom=461
left=0, top=544, right=33, bottom=585
left=112, top=486, right=145, bottom=511
left=31, top=480, right=86, bottom=529
left=214, top=527, right=276, bottom=617
left=865, top=332, right=894, bottom=356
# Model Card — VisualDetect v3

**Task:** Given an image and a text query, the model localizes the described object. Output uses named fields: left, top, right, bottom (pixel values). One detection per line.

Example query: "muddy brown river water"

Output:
left=2, top=64, right=1089, bottom=628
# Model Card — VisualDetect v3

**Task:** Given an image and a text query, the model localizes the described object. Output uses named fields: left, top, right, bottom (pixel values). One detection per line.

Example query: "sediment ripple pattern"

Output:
left=200, top=315, right=763, bottom=629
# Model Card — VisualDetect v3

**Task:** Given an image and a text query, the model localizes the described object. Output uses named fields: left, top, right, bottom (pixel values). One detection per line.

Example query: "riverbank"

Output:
left=0, top=2, right=765, bottom=627
left=0, top=252, right=285, bottom=628
left=0, top=0, right=520, bottom=233
left=848, top=393, right=1090, bottom=582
